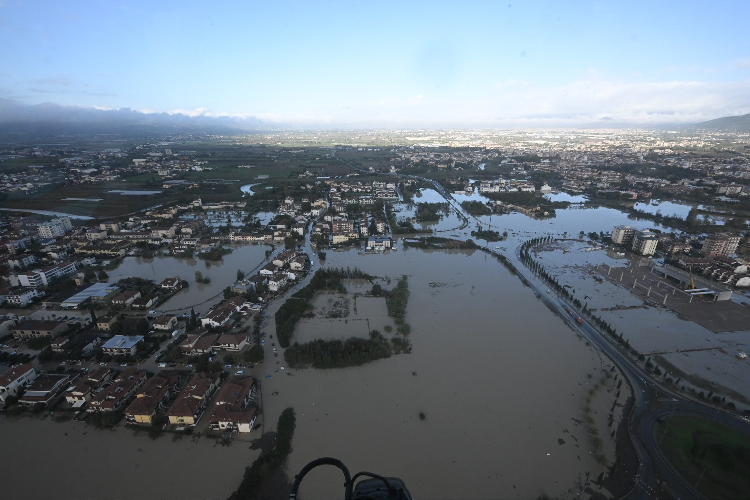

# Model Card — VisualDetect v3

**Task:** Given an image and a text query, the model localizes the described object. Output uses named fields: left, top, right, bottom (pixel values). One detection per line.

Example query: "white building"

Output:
left=0, top=364, right=37, bottom=402
left=37, top=217, right=73, bottom=238
left=101, top=335, right=144, bottom=356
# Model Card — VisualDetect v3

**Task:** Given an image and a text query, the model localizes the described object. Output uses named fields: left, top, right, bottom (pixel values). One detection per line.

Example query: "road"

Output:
left=332, top=153, right=750, bottom=499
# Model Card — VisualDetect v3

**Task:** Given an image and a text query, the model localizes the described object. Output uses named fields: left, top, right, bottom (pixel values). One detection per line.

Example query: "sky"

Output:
left=1, top=0, right=749, bottom=128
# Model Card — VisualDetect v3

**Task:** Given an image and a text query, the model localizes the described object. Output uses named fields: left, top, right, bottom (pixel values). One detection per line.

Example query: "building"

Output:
left=0, top=364, right=37, bottom=403
left=6, top=287, right=42, bottom=307
left=96, top=315, right=118, bottom=331
left=216, top=333, right=249, bottom=351
left=158, top=277, right=183, bottom=292
left=366, top=237, right=393, bottom=250
left=268, top=272, right=288, bottom=292
left=611, top=225, right=637, bottom=247
left=111, top=290, right=141, bottom=307
left=200, top=303, right=236, bottom=329
left=10, top=320, right=69, bottom=341
left=87, top=368, right=148, bottom=412
left=99, top=222, right=121, bottom=233
left=701, top=234, right=741, bottom=257
left=18, top=373, right=76, bottom=407
left=101, top=335, right=144, bottom=356
left=166, top=372, right=221, bottom=426
left=631, top=231, right=658, bottom=256
left=65, top=367, right=114, bottom=407
left=153, top=315, right=178, bottom=331
left=18, top=261, right=78, bottom=288
left=37, top=217, right=73, bottom=238
left=60, top=282, right=120, bottom=309
left=207, top=376, right=257, bottom=433
left=179, top=333, right=219, bottom=356
left=124, top=370, right=181, bottom=425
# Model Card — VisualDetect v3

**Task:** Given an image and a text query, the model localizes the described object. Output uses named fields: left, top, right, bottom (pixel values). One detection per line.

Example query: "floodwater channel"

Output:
left=108, top=244, right=270, bottom=314
left=263, top=247, right=621, bottom=500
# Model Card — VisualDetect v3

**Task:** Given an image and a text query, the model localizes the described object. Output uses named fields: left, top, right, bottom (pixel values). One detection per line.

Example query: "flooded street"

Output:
left=108, top=245, right=269, bottom=314
left=263, top=248, right=621, bottom=499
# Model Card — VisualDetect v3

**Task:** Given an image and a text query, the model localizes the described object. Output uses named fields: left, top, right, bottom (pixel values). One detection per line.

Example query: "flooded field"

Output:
left=108, top=244, right=269, bottom=314
left=533, top=239, right=750, bottom=404
left=0, top=416, right=259, bottom=500
left=295, top=291, right=391, bottom=342
left=263, top=247, right=624, bottom=500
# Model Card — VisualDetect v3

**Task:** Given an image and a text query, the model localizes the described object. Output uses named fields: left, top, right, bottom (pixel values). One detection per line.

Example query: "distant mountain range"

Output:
left=0, top=99, right=264, bottom=140
left=691, top=112, right=750, bottom=132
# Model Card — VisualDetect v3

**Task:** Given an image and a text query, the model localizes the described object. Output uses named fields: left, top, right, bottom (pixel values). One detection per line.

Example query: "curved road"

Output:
left=335, top=153, right=750, bottom=499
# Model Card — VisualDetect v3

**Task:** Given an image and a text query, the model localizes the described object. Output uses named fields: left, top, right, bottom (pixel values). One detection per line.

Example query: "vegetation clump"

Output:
left=461, top=200, right=493, bottom=216
left=228, top=408, right=296, bottom=500
left=284, top=335, right=392, bottom=369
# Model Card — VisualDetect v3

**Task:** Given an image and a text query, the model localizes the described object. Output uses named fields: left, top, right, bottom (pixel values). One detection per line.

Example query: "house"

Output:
left=18, top=373, right=77, bottom=407
left=101, top=335, right=144, bottom=356
left=10, top=320, right=69, bottom=341
left=231, top=281, right=255, bottom=295
left=200, top=304, right=236, bottom=329
left=50, top=336, right=70, bottom=352
left=290, top=256, right=307, bottom=271
left=6, top=287, right=42, bottom=307
left=222, top=296, right=247, bottom=312
left=153, top=315, right=178, bottom=331
left=125, top=370, right=181, bottom=425
left=268, top=272, right=288, bottom=292
left=0, top=364, right=37, bottom=403
left=367, top=237, right=392, bottom=250
left=216, top=333, right=249, bottom=351
left=167, top=372, right=221, bottom=426
left=78, top=333, right=106, bottom=356
left=158, top=277, right=183, bottom=292
left=111, top=290, right=141, bottom=307
left=96, top=315, right=118, bottom=331
left=273, top=250, right=296, bottom=268
left=87, top=368, right=148, bottom=412
left=131, top=294, right=158, bottom=310
left=207, top=376, right=257, bottom=432
left=259, top=262, right=277, bottom=276
left=179, top=333, right=219, bottom=356
left=65, top=367, right=114, bottom=407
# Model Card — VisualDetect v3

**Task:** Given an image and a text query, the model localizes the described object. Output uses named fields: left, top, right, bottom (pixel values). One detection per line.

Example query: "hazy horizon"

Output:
left=1, top=1, right=749, bottom=128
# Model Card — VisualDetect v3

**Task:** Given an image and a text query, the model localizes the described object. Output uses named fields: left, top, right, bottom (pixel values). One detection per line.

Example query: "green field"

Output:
left=657, top=415, right=750, bottom=499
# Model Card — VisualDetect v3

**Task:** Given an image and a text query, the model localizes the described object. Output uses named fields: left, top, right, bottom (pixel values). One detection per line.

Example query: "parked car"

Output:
left=272, top=391, right=278, bottom=395
left=236, top=370, right=244, bottom=375
left=225, top=364, right=233, bottom=368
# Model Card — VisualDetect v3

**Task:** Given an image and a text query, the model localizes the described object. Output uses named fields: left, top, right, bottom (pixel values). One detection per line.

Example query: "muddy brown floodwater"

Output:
left=0, top=244, right=628, bottom=500
left=0, top=416, right=260, bottom=500
left=261, top=246, right=625, bottom=500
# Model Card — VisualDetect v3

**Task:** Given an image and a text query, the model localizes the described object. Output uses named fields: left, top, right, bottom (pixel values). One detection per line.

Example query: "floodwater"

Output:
left=263, top=247, right=621, bottom=500
left=108, top=244, right=269, bottom=314
left=107, top=189, right=163, bottom=196
left=0, top=417, right=259, bottom=500
left=536, top=240, right=750, bottom=402
left=0, top=208, right=94, bottom=220
left=295, top=292, right=391, bottom=342
left=633, top=199, right=697, bottom=219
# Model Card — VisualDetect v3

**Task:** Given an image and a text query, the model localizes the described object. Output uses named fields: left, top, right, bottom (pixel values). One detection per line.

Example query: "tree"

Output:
left=98, top=270, right=109, bottom=281
left=84, top=269, right=97, bottom=282
left=89, top=307, right=97, bottom=324
left=237, top=269, right=245, bottom=281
